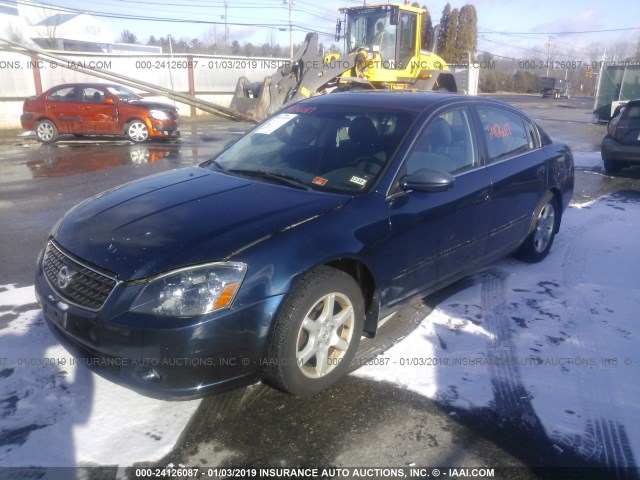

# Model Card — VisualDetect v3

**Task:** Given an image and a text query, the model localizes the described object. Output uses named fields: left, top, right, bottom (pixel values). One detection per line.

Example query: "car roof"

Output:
left=46, top=83, right=125, bottom=90
left=296, top=90, right=516, bottom=115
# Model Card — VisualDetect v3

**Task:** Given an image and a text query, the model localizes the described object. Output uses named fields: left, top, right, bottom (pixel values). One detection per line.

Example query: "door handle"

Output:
left=473, top=190, right=491, bottom=205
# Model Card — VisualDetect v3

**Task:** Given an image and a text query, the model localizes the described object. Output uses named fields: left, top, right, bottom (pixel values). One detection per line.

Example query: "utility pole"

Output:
left=224, top=0, right=229, bottom=51
left=546, top=36, right=551, bottom=77
left=284, top=0, right=294, bottom=61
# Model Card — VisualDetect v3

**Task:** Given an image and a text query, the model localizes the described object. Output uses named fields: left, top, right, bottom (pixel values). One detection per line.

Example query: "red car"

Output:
left=21, top=83, right=180, bottom=143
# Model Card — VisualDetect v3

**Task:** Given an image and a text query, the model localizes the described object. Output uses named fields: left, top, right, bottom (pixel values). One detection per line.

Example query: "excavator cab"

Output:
left=339, top=3, right=454, bottom=91
left=343, top=4, right=416, bottom=70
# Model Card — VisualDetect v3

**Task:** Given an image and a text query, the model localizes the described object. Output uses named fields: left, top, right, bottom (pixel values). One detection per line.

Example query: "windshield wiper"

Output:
left=225, top=169, right=311, bottom=190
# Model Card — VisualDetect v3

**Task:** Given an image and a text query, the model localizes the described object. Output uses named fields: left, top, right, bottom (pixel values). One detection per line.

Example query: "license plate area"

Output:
left=43, top=301, right=68, bottom=330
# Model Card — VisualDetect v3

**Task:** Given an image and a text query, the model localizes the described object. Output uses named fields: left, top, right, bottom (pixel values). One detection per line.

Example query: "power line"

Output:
left=16, top=0, right=336, bottom=38
left=479, top=26, right=640, bottom=36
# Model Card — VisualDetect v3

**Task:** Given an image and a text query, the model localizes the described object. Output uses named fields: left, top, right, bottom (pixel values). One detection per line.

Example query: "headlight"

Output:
left=130, top=262, right=246, bottom=317
left=150, top=109, right=170, bottom=121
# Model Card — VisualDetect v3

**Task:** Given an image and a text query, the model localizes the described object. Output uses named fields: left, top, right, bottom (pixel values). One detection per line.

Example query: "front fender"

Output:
left=231, top=193, right=391, bottom=309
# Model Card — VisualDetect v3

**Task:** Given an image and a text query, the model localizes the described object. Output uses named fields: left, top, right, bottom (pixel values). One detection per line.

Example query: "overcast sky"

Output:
left=26, top=0, right=640, bottom=60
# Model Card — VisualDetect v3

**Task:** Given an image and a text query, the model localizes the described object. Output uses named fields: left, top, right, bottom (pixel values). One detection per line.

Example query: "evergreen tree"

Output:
left=120, top=30, right=138, bottom=44
left=437, top=3, right=451, bottom=55
left=457, top=4, right=478, bottom=62
left=422, top=5, right=433, bottom=51
left=442, top=7, right=459, bottom=62
left=411, top=2, right=433, bottom=51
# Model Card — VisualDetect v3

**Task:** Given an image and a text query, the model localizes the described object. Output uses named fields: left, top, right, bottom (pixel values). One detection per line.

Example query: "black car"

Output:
left=35, top=92, right=574, bottom=398
left=601, top=99, right=640, bottom=173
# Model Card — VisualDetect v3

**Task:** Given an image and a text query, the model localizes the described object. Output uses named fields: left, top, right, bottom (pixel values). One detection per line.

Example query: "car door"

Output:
left=383, top=105, right=491, bottom=306
left=474, top=105, right=547, bottom=254
left=79, top=87, right=119, bottom=135
left=45, top=85, right=83, bottom=134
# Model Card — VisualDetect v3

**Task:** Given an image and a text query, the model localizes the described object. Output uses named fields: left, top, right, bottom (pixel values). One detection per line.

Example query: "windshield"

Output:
left=207, top=103, right=416, bottom=194
left=347, top=8, right=397, bottom=62
left=106, top=85, right=142, bottom=102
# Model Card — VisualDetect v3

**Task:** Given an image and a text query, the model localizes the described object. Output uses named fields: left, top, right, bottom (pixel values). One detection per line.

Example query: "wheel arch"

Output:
left=525, top=188, right=562, bottom=237
left=323, top=258, right=380, bottom=338
left=548, top=187, right=563, bottom=233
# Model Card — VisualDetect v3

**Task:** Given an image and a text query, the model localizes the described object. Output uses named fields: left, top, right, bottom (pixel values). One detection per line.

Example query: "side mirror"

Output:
left=400, top=168, right=455, bottom=193
left=104, top=98, right=115, bottom=105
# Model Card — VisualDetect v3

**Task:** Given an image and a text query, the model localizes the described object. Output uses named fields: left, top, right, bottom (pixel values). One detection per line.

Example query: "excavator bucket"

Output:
left=230, top=33, right=360, bottom=122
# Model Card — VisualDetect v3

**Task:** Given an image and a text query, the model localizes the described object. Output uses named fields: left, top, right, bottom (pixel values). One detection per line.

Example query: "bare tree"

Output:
left=3, top=24, right=24, bottom=43
left=266, top=28, right=278, bottom=56
left=27, top=6, right=63, bottom=49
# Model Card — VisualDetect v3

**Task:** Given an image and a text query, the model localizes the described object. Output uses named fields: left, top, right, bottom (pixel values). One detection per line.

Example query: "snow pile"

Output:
left=354, top=197, right=640, bottom=467
left=0, top=285, right=201, bottom=467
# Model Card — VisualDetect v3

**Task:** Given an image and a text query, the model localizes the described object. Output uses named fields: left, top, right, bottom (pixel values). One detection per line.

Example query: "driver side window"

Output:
left=405, top=107, right=478, bottom=176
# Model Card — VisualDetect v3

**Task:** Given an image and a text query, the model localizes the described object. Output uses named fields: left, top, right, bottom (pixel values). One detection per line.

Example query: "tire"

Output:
left=264, top=266, right=365, bottom=396
left=516, top=192, right=558, bottom=263
left=603, top=157, right=623, bottom=174
left=35, top=119, right=59, bottom=144
left=125, top=120, right=149, bottom=143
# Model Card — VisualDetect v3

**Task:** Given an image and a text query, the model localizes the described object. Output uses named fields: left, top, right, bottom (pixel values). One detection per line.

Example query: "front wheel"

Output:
left=516, top=192, right=558, bottom=263
left=125, top=120, right=149, bottom=143
left=35, top=119, right=59, bottom=143
left=264, top=266, right=365, bottom=396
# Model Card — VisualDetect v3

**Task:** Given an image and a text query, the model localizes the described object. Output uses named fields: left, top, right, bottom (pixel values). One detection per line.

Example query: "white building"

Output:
left=0, top=0, right=160, bottom=53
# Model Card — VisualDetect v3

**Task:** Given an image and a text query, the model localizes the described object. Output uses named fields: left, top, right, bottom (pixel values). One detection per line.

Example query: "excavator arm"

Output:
left=230, top=33, right=367, bottom=122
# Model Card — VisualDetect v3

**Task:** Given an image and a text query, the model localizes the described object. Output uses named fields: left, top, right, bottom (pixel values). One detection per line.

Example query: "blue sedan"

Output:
left=35, top=92, right=574, bottom=398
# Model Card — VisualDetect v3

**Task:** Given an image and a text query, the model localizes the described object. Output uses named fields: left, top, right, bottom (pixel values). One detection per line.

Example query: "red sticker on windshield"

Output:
left=312, top=176, right=328, bottom=186
left=286, top=105, right=317, bottom=114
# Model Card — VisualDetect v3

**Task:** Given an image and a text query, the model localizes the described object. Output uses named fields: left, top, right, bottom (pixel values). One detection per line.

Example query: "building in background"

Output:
left=0, top=0, right=160, bottom=53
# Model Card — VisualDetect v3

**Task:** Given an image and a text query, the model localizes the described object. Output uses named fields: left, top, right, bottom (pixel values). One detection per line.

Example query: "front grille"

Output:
left=42, top=242, right=117, bottom=311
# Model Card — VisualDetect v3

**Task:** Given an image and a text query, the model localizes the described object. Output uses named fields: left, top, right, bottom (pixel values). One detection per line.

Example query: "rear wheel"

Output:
left=35, top=119, right=59, bottom=144
left=516, top=192, right=558, bottom=263
left=125, top=120, right=149, bottom=143
left=264, top=266, right=364, bottom=396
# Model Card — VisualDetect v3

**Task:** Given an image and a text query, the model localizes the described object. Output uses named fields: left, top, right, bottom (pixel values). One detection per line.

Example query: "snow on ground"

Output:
left=354, top=195, right=640, bottom=467
left=0, top=285, right=201, bottom=467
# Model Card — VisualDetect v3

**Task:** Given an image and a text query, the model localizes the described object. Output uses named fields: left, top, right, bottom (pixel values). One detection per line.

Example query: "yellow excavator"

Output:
left=230, top=3, right=457, bottom=121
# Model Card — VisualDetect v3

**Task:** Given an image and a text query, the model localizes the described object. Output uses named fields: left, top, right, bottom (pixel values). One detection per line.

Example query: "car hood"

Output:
left=53, top=167, right=348, bottom=280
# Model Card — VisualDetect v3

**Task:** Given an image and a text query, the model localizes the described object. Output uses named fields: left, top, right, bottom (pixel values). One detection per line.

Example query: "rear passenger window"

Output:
left=82, top=87, right=105, bottom=103
left=477, top=107, right=534, bottom=163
